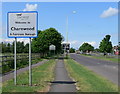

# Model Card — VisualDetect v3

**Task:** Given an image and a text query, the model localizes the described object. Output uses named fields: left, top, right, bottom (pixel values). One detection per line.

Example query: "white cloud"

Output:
left=0, top=38, right=14, bottom=43
left=62, top=40, right=81, bottom=49
left=1, top=38, right=29, bottom=45
left=100, top=7, right=118, bottom=18
left=23, top=3, right=37, bottom=11
left=62, top=40, right=98, bottom=49
left=17, top=38, right=29, bottom=44
left=84, top=41, right=97, bottom=46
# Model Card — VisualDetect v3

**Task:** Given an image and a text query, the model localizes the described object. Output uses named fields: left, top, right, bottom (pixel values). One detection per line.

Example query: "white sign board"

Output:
left=49, top=45, right=56, bottom=50
left=7, top=11, right=38, bottom=38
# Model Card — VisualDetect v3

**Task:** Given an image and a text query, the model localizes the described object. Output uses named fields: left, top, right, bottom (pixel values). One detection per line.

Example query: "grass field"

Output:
left=81, top=54, right=119, bottom=63
left=65, top=59, right=118, bottom=92
left=3, top=59, right=56, bottom=93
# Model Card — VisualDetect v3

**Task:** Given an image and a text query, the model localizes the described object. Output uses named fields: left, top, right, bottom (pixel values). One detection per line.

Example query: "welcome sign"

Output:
left=7, top=11, right=38, bottom=38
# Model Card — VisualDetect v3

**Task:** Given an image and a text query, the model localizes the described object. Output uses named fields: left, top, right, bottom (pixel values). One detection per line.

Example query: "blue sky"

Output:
left=1, top=2, right=118, bottom=49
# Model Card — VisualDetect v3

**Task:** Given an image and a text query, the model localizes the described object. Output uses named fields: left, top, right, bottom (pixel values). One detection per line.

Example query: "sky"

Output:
left=1, top=2, right=118, bottom=49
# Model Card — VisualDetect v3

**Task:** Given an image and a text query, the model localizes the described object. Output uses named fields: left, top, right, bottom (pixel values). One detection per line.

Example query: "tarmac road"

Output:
left=70, top=53, right=119, bottom=85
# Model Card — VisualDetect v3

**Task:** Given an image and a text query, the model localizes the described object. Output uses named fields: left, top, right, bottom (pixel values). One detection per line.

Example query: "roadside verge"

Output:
left=64, top=59, right=118, bottom=92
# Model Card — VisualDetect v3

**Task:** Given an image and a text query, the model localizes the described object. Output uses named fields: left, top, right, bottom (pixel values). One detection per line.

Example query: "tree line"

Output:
left=1, top=28, right=64, bottom=54
left=1, top=28, right=117, bottom=55
left=0, top=42, right=29, bottom=53
left=70, top=35, right=117, bottom=55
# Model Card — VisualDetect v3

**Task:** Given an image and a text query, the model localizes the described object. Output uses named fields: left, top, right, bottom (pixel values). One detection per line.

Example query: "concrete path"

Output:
left=70, top=53, right=118, bottom=85
left=49, top=58, right=76, bottom=93
left=2, top=60, right=48, bottom=82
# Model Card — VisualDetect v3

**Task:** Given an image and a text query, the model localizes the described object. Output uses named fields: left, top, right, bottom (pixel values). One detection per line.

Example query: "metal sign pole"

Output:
left=29, top=38, right=32, bottom=86
left=14, top=37, right=17, bottom=85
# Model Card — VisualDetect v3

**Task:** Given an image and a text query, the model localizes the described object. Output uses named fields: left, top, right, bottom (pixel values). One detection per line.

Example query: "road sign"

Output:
left=7, top=11, right=38, bottom=38
left=7, top=11, right=38, bottom=86
left=49, top=45, right=56, bottom=50
left=62, top=43, right=70, bottom=50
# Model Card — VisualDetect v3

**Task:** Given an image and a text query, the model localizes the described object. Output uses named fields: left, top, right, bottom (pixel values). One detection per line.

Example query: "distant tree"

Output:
left=16, top=41, right=25, bottom=53
left=24, top=43, right=29, bottom=53
left=0, top=43, right=2, bottom=53
left=10, top=42, right=14, bottom=53
left=6, top=43, right=11, bottom=53
left=94, top=48, right=100, bottom=52
left=32, top=28, right=64, bottom=54
left=1, top=42, right=7, bottom=53
left=79, top=43, right=94, bottom=53
left=99, top=35, right=112, bottom=54
left=118, top=47, right=120, bottom=51
left=69, top=48, right=75, bottom=53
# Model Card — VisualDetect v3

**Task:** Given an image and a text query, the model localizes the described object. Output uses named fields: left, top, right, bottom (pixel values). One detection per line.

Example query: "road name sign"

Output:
left=7, top=11, right=38, bottom=38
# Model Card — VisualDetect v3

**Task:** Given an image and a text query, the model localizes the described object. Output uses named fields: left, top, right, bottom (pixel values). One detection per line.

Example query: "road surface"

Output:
left=70, top=53, right=118, bottom=85
left=49, top=59, right=76, bottom=93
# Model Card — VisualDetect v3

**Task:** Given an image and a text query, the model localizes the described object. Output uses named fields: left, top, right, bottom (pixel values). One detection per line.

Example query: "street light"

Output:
left=66, top=11, right=76, bottom=43
left=65, top=11, right=76, bottom=56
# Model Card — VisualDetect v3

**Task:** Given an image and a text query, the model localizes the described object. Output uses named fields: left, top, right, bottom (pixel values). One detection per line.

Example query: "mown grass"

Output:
left=81, top=54, right=119, bottom=63
left=65, top=59, right=118, bottom=92
left=3, top=59, right=56, bottom=93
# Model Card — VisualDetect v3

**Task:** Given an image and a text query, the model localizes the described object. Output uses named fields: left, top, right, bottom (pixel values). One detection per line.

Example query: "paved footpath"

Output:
left=49, top=59, right=76, bottom=93
left=2, top=60, right=48, bottom=82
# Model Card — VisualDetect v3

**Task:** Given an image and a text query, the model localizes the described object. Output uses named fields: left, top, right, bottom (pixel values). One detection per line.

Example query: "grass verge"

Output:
left=80, top=54, right=119, bottom=63
left=64, top=59, right=118, bottom=92
left=3, top=59, right=56, bottom=93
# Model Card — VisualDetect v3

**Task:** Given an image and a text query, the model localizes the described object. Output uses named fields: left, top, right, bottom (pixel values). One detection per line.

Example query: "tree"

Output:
left=99, top=35, right=112, bottom=54
left=94, top=48, right=100, bottom=52
left=16, top=41, right=25, bottom=53
left=79, top=43, right=94, bottom=53
left=32, top=28, right=64, bottom=54
left=6, top=43, right=11, bottom=53
left=1, top=42, right=7, bottom=53
left=69, top=48, right=75, bottom=53
left=24, top=43, right=29, bottom=53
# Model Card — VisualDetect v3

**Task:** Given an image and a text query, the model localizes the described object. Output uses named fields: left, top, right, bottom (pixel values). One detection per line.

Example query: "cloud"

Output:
left=1, top=38, right=29, bottom=45
left=23, top=3, right=37, bottom=11
left=62, top=40, right=98, bottom=49
left=17, top=38, right=29, bottom=44
left=85, top=41, right=97, bottom=46
left=62, top=40, right=81, bottom=49
left=100, top=7, right=118, bottom=18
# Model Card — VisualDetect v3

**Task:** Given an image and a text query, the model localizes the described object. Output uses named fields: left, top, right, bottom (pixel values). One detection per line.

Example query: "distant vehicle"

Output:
left=115, top=51, right=119, bottom=55
left=75, top=50, right=80, bottom=54
left=86, top=53, right=91, bottom=55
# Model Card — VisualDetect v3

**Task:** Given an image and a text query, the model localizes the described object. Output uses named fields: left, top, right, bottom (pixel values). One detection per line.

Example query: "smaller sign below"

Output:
left=49, top=45, right=56, bottom=50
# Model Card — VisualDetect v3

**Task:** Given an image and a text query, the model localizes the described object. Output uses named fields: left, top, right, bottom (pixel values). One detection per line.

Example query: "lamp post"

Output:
left=66, top=11, right=76, bottom=43
left=65, top=11, right=76, bottom=56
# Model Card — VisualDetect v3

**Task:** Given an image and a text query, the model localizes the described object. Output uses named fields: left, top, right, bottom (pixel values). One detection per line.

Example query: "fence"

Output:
left=0, top=53, right=44, bottom=74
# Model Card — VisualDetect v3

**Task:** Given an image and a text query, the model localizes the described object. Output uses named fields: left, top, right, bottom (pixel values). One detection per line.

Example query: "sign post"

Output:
left=14, top=37, right=17, bottom=85
left=29, top=38, right=32, bottom=86
left=8, top=11, right=38, bottom=86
